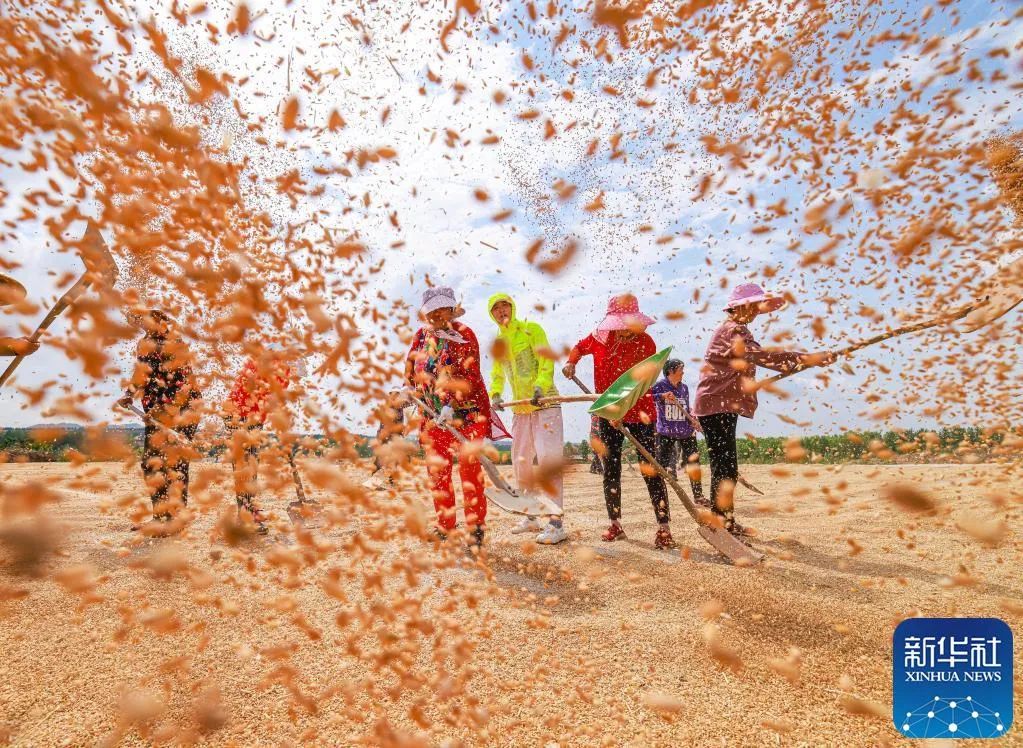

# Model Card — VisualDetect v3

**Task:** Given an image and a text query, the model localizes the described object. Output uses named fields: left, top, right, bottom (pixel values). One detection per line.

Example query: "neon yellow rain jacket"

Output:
left=488, top=293, right=559, bottom=415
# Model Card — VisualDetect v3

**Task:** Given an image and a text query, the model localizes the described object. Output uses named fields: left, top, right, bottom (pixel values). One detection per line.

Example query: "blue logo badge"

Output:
left=893, top=617, right=1013, bottom=739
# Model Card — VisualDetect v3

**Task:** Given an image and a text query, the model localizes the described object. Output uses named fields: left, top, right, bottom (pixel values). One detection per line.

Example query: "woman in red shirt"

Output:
left=563, top=294, right=674, bottom=548
left=405, top=287, right=490, bottom=546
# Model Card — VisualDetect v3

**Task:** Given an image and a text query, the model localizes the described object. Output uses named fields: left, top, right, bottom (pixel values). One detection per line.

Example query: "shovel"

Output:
left=284, top=447, right=321, bottom=528
left=573, top=350, right=764, bottom=565
left=496, top=393, right=598, bottom=409
left=118, top=401, right=193, bottom=446
left=756, top=267, right=1023, bottom=391
left=571, top=371, right=764, bottom=497
left=0, top=221, right=119, bottom=389
left=118, top=401, right=318, bottom=527
left=405, top=392, right=563, bottom=518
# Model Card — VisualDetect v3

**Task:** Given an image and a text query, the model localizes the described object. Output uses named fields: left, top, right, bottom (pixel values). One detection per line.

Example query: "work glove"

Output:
left=491, top=393, right=504, bottom=411
left=435, top=405, right=454, bottom=425
left=561, top=362, right=576, bottom=379
left=117, top=394, right=133, bottom=409
left=530, top=387, right=543, bottom=407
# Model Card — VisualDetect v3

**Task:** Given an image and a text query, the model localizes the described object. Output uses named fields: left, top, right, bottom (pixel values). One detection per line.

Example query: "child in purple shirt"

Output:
left=652, top=359, right=707, bottom=506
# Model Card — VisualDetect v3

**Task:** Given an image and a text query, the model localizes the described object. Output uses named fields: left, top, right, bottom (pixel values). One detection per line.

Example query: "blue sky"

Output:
left=1, top=0, right=1021, bottom=440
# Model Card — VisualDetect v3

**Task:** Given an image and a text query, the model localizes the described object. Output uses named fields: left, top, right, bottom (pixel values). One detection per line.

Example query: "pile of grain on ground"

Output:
left=1, top=461, right=1021, bottom=746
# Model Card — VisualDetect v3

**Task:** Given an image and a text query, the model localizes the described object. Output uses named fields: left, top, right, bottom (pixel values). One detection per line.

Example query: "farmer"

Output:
left=0, top=273, right=40, bottom=357
left=118, top=309, right=202, bottom=530
left=651, top=358, right=707, bottom=506
left=563, top=294, right=676, bottom=549
left=405, top=287, right=490, bottom=546
left=224, top=345, right=298, bottom=534
left=693, top=283, right=834, bottom=536
left=488, top=293, right=566, bottom=545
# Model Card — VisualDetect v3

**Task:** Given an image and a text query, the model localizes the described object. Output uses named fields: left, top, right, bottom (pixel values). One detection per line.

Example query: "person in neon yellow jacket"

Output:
left=487, top=293, right=566, bottom=544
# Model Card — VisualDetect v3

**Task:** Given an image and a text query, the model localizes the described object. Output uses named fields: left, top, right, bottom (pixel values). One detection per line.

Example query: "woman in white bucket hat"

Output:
left=404, top=287, right=491, bottom=547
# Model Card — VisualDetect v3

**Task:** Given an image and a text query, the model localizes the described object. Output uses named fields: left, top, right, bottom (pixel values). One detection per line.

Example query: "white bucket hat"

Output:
left=419, top=286, right=464, bottom=317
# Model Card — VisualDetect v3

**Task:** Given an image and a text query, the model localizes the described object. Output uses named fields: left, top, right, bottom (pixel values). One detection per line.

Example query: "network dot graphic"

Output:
left=901, top=696, right=1005, bottom=738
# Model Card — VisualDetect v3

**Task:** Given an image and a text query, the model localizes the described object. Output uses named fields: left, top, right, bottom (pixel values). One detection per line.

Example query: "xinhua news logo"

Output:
left=893, top=617, right=1013, bottom=739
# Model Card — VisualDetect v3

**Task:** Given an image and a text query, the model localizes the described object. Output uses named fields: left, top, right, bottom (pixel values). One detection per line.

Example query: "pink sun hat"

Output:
left=594, top=293, right=655, bottom=343
left=724, top=283, right=786, bottom=313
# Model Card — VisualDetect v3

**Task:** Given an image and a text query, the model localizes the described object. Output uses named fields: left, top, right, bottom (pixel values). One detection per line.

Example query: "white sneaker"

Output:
left=510, top=516, right=542, bottom=534
left=536, top=524, right=568, bottom=545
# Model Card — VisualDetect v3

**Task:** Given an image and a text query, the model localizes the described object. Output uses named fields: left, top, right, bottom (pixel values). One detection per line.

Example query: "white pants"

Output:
left=511, top=407, right=564, bottom=508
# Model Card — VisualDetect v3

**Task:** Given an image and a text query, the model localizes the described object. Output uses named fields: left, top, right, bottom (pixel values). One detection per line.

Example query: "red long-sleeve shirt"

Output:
left=567, top=332, right=657, bottom=424
left=405, top=322, right=491, bottom=420
left=228, top=358, right=292, bottom=425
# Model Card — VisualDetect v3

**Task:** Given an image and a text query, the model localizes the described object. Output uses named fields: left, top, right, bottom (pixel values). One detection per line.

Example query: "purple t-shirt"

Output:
left=651, top=378, right=695, bottom=438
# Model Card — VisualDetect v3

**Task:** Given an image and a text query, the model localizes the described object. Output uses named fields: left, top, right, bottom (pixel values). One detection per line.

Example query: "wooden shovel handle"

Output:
left=119, top=401, right=193, bottom=445
left=564, top=374, right=703, bottom=522
left=757, top=301, right=978, bottom=389
left=612, top=423, right=702, bottom=522
left=497, top=393, right=598, bottom=409
left=0, top=274, right=92, bottom=389
left=570, top=375, right=592, bottom=395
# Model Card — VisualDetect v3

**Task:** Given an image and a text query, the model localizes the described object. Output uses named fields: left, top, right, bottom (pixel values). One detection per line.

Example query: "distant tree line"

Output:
left=1, top=425, right=1017, bottom=465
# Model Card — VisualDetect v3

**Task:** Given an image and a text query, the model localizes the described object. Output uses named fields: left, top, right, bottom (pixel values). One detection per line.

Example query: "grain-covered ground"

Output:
left=0, top=459, right=1021, bottom=747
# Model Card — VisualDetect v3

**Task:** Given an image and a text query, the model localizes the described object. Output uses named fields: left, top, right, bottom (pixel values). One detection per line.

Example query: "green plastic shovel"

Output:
left=588, top=347, right=673, bottom=421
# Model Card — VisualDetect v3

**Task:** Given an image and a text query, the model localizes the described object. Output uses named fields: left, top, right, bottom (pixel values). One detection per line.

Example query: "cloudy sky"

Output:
left=1, top=0, right=1021, bottom=440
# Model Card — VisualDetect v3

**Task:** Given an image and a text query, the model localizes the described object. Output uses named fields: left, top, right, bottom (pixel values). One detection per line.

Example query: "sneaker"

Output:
left=654, top=527, right=677, bottom=550
left=469, top=526, right=485, bottom=548
left=694, top=496, right=713, bottom=510
left=429, top=526, right=449, bottom=542
left=601, top=523, right=626, bottom=542
left=536, top=524, right=567, bottom=545
left=510, top=516, right=543, bottom=535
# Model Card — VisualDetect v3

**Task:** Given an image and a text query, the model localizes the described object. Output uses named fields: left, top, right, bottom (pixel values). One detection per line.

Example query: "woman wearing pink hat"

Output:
left=693, top=283, right=834, bottom=536
left=563, top=294, right=676, bottom=549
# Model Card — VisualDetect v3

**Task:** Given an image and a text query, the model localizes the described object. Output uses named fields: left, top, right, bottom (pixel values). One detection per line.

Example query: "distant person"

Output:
left=224, top=345, right=297, bottom=535
left=118, top=310, right=202, bottom=531
left=0, top=273, right=40, bottom=357
left=694, top=284, right=834, bottom=536
left=487, top=293, right=565, bottom=545
left=563, top=294, right=675, bottom=550
left=651, top=358, right=707, bottom=506
left=405, top=287, right=490, bottom=547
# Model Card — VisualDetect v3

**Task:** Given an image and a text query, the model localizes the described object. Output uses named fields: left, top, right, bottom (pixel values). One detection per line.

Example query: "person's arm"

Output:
left=489, top=355, right=506, bottom=399
left=442, top=325, right=483, bottom=407
left=742, top=332, right=804, bottom=373
left=118, top=340, right=146, bottom=407
left=650, top=380, right=671, bottom=401
left=0, top=337, right=40, bottom=357
left=528, top=322, right=555, bottom=393
left=563, top=334, right=594, bottom=377
left=404, top=330, right=422, bottom=389
left=681, top=384, right=702, bottom=432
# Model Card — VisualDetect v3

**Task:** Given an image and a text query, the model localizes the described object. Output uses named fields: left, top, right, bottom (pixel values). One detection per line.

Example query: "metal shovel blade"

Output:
left=287, top=499, right=322, bottom=528
left=484, top=487, right=563, bottom=517
left=697, top=526, right=764, bottom=565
